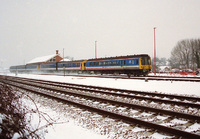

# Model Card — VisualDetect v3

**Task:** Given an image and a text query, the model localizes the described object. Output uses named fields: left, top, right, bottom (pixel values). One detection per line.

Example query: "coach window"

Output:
left=132, top=60, right=134, bottom=64
left=136, top=60, right=139, bottom=64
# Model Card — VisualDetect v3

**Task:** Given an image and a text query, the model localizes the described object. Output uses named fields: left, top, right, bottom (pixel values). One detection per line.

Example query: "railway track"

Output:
left=1, top=75, right=200, bottom=138
left=37, top=73, right=200, bottom=82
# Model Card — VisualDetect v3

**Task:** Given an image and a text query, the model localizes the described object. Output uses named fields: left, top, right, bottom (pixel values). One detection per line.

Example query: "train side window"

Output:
left=124, top=60, right=126, bottom=65
left=136, top=60, right=139, bottom=64
left=132, top=60, right=134, bottom=65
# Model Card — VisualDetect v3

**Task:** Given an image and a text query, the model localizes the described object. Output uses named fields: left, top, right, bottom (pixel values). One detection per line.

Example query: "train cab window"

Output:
left=141, top=58, right=145, bottom=65
left=148, top=59, right=151, bottom=65
left=141, top=58, right=150, bottom=65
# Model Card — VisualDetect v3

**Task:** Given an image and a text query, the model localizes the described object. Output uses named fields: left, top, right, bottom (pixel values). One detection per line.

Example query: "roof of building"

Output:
left=27, top=54, right=58, bottom=64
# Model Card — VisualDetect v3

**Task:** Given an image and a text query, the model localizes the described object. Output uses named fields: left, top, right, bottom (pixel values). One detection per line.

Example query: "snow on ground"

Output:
left=45, top=121, right=106, bottom=139
left=11, top=73, right=200, bottom=97
left=2, top=73, right=200, bottom=138
left=37, top=103, right=106, bottom=139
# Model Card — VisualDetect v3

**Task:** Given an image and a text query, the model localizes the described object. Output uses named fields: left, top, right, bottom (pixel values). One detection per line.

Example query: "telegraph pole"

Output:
left=154, top=27, right=156, bottom=75
left=95, top=41, right=97, bottom=59
left=63, top=48, right=64, bottom=61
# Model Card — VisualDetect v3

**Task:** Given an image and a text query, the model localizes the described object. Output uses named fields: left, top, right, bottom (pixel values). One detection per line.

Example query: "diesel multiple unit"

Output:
left=10, top=54, right=152, bottom=77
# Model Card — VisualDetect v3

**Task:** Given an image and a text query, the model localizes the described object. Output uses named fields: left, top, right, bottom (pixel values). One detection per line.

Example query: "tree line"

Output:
left=169, top=38, right=200, bottom=70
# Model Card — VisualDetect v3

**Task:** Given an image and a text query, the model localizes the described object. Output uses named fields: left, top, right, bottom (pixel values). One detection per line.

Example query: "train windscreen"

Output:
left=141, top=57, right=151, bottom=65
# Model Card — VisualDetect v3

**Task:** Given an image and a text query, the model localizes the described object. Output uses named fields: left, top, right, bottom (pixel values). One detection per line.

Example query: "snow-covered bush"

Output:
left=0, top=84, right=49, bottom=138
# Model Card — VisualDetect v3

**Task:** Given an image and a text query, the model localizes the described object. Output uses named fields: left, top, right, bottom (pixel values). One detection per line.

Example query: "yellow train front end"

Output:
left=139, top=56, right=152, bottom=75
left=81, top=60, right=87, bottom=71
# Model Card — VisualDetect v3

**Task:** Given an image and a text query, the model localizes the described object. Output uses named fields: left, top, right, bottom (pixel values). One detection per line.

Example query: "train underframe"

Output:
left=85, top=69, right=151, bottom=78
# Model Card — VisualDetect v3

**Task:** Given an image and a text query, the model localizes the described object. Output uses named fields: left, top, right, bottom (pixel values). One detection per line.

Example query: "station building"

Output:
left=27, top=50, right=63, bottom=65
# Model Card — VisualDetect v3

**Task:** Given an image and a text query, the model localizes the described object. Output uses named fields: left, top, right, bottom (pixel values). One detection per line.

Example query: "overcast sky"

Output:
left=1, top=0, right=200, bottom=68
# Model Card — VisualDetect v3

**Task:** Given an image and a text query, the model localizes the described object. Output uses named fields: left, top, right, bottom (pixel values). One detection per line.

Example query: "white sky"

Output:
left=1, top=0, right=200, bottom=68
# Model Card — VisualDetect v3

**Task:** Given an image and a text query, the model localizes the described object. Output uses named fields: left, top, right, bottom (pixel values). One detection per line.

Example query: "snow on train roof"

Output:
left=27, top=54, right=57, bottom=64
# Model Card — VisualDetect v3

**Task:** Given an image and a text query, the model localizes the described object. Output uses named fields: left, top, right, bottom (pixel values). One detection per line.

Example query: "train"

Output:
left=10, top=54, right=152, bottom=77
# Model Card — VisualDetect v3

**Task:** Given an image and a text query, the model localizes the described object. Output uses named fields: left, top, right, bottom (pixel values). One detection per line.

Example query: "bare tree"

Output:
left=190, top=39, right=200, bottom=68
left=169, top=39, right=200, bottom=69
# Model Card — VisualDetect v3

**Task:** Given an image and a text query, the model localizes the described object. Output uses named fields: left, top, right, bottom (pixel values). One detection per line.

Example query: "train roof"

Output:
left=58, top=59, right=86, bottom=63
left=87, top=54, right=150, bottom=61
